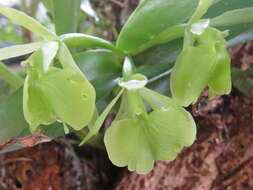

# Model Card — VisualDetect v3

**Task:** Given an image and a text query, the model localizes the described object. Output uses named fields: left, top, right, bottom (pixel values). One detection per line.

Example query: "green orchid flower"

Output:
left=105, top=87, right=196, bottom=174
left=81, top=57, right=196, bottom=174
left=171, top=25, right=231, bottom=107
left=23, top=42, right=96, bottom=132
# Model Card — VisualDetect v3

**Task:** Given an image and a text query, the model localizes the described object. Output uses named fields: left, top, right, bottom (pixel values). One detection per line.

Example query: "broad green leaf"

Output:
left=50, top=0, right=81, bottom=35
left=116, top=0, right=199, bottom=54
left=0, top=41, right=46, bottom=61
left=74, top=49, right=121, bottom=101
left=104, top=107, right=196, bottom=174
left=205, top=0, right=253, bottom=38
left=74, top=49, right=121, bottom=81
left=0, top=63, right=23, bottom=91
left=211, top=8, right=253, bottom=27
left=131, top=25, right=185, bottom=55
left=0, top=88, right=29, bottom=143
left=80, top=89, right=124, bottom=145
left=0, top=4, right=58, bottom=41
left=91, top=74, right=119, bottom=102
left=61, top=33, right=121, bottom=54
left=0, top=80, right=12, bottom=101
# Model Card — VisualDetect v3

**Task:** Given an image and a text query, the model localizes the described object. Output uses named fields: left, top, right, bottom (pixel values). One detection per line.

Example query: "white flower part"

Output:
left=191, top=20, right=210, bottom=35
left=118, top=76, right=148, bottom=90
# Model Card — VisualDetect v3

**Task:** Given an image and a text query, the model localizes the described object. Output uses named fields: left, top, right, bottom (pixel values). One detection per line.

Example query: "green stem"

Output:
left=189, top=0, right=214, bottom=24
left=0, top=63, right=24, bottom=91
left=61, top=33, right=125, bottom=57
left=74, top=128, right=105, bottom=150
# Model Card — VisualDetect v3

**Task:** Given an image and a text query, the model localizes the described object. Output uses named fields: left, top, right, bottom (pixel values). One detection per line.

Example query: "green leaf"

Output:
left=0, top=4, right=58, bottom=41
left=0, top=41, right=46, bottom=61
left=104, top=106, right=196, bottom=174
left=116, top=0, right=199, bottom=54
left=80, top=89, right=124, bottom=145
left=0, top=63, right=23, bottom=91
left=74, top=49, right=121, bottom=101
left=211, top=8, right=253, bottom=27
left=61, top=33, right=121, bottom=54
left=74, top=49, right=121, bottom=81
left=205, top=0, right=253, bottom=39
left=50, top=0, right=81, bottom=34
left=0, top=88, right=29, bottom=143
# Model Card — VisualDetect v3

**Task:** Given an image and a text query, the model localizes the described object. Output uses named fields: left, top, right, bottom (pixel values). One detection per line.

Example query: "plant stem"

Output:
left=0, top=63, right=24, bottom=91
left=74, top=128, right=105, bottom=150
left=148, top=68, right=173, bottom=84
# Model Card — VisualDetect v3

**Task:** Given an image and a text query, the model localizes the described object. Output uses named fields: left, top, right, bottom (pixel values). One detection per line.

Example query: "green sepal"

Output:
left=170, top=43, right=216, bottom=107
left=23, top=74, right=55, bottom=132
left=80, top=88, right=124, bottom=145
left=208, top=42, right=231, bottom=98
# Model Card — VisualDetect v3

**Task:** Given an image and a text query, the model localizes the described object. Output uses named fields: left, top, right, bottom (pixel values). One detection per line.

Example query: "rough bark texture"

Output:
left=0, top=139, right=111, bottom=190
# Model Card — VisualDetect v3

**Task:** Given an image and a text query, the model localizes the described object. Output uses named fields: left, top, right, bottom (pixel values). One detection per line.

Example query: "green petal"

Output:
left=39, top=68, right=96, bottom=130
left=105, top=118, right=154, bottom=174
left=171, top=45, right=216, bottom=106
left=105, top=106, right=196, bottom=174
left=23, top=75, right=55, bottom=132
left=208, top=45, right=231, bottom=97
left=23, top=41, right=59, bottom=74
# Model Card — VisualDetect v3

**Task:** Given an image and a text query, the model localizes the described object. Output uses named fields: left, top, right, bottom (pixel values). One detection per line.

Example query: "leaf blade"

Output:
left=0, top=4, right=58, bottom=41
left=0, top=41, right=46, bottom=61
